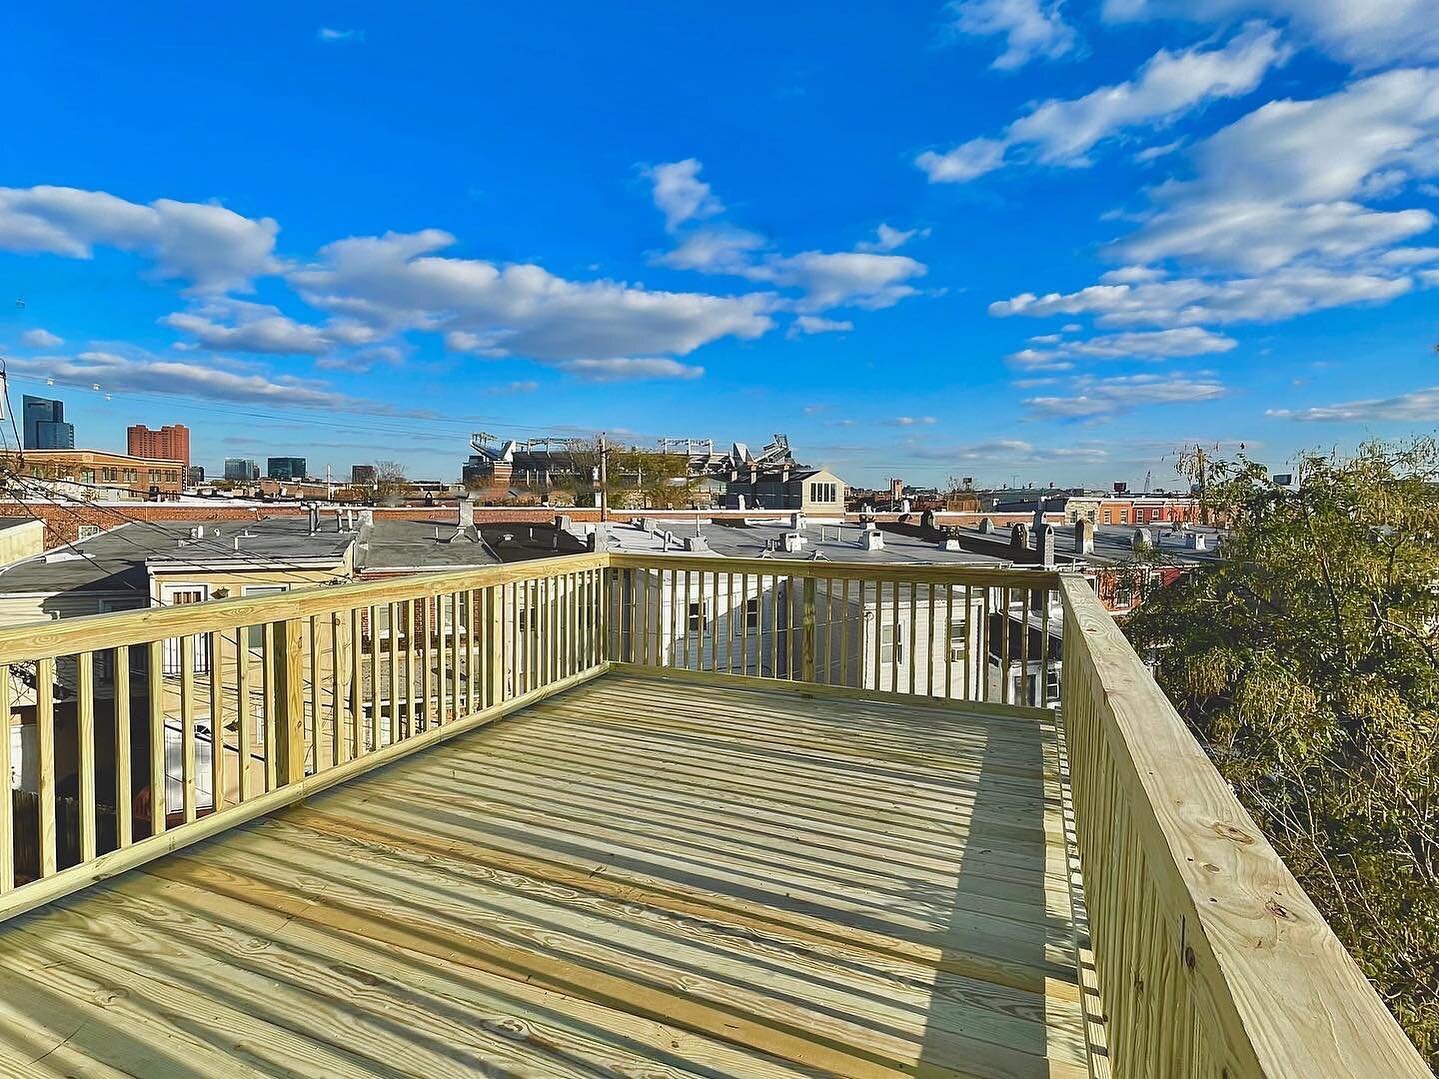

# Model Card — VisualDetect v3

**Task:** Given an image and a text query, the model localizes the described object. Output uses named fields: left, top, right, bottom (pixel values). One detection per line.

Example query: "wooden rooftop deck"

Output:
left=0, top=672, right=1097, bottom=1078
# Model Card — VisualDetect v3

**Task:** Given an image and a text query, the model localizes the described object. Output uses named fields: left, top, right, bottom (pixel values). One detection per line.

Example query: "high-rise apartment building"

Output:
left=127, top=424, right=190, bottom=470
left=22, top=395, right=75, bottom=450
left=224, top=457, right=259, bottom=481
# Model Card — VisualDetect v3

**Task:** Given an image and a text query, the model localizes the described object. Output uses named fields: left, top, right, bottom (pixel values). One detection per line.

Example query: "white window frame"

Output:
left=77, top=523, right=101, bottom=540
left=880, top=623, right=904, bottom=665
left=160, top=583, right=212, bottom=675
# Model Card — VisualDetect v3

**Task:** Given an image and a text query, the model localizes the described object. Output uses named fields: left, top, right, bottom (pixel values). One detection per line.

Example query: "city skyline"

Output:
left=2, top=3, right=1437, bottom=488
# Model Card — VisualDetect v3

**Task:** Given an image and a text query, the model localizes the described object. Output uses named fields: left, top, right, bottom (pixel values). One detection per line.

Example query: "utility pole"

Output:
left=597, top=431, right=609, bottom=523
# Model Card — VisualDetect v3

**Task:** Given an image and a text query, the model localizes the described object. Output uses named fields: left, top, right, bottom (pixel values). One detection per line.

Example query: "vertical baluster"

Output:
left=270, top=619, right=306, bottom=787
left=871, top=582, right=881, bottom=692
left=889, top=582, right=900, bottom=694
left=840, top=578, right=851, bottom=688
left=36, top=657, right=57, bottom=875
left=455, top=590, right=466, bottom=710
left=980, top=585, right=991, bottom=702
left=146, top=641, right=165, bottom=836
left=210, top=631, right=224, bottom=807
left=469, top=589, right=480, bottom=707
left=927, top=583, right=937, bottom=698
left=768, top=576, right=779, bottom=680
left=1040, top=587, right=1052, bottom=708
left=349, top=608, right=363, bottom=760
left=181, top=636, right=197, bottom=823
left=652, top=570, right=663, bottom=669
left=945, top=582, right=955, bottom=700
left=1019, top=584, right=1031, bottom=706
left=908, top=583, right=918, bottom=697
left=0, top=666, right=12, bottom=889
left=388, top=601, right=401, bottom=741
left=421, top=595, right=433, bottom=722
left=801, top=577, right=816, bottom=683
left=308, top=615, right=320, bottom=769
left=723, top=572, right=734, bottom=675
left=1001, top=586, right=1012, bottom=705
left=76, top=652, right=96, bottom=862
left=237, top=631, right=253, bottom=799
left=404, top=598, right=417, bottom=732
left=707, top=570, right=717, bottom=674
left=963, top=585, right=973, bottom=701
left=328, top=610, right=343, bottom=772
left=368, top=605, right=381, bottom=753
left=262, top=627, right=278, bottom=790
left=114, top=648, right=132, bottom=848
left=492, top=584, right=506, bottom=704
left=739, top=573, right=750, bottom=676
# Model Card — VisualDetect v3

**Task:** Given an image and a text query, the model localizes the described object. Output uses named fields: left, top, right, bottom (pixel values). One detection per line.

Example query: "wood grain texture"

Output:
left=0, top=673, right=1096, bottom=1078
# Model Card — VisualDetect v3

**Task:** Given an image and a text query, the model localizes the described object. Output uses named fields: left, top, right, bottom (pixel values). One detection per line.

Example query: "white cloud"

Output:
left=318, top=27, right=364, bottom=43
left=856, top=224, right=931, bottom=252
left=0, top=185, right=279, bottom=292
left=1102, top=0, right=1439, bottom=69
left=919, top=23, right=1286, bottom=182
left=992, top=267, right=1415, bottom=326
left=654, top=226, right=765, bottom=273
left=19, top=328, right=61, bottom=348
left=743, top=250, right=926, bottom=312
left=788, top=315, right=854, bottom=337
left=891, top=415, right=939, bottom=426
left=555, top=357, right=704, bottom=381
left=483, top=380, right=540, bottom=396
left=1009, top=326, right=1238, bottom=367
left=1115, top=69, right=1439, bottom=273
left=162, top=300, right=334, bottom=355
left=1269, top=386, right=1439, bottom=422
left=290, top=229, right=773, bottom=361
left=1026, top=372, right=1228, bottom=417
left=645, top=159, right=724, bottom=232
left=945, top=0, right=1077, bottom=70
left=2, top=350, right=387, bottom=413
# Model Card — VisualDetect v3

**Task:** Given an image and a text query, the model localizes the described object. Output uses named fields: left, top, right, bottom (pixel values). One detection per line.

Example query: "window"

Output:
left=948, top=617, right=968, bottom=662
left=880, top=623, right=904, bottom=665
left=1102, top=510, right=1112, bottom=524
left=687, top=601, right=707, bottom=634
left=744, top=597, right=760, bottom=629
left=242, top=585, right=288, bottom=648
left=101, top=467, right=118, bottom=482
left=79, top=469, right=94, bottom=484
left=161, top=587, right=211, bottom=674
left=77, top=524, right=101, bottom=540
left=808, top=481, right=837, bottom=504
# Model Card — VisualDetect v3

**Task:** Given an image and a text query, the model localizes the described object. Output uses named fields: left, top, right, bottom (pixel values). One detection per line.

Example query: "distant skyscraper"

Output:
left=351, top=464, right=377, bottom=485
left=224, top=457, right=259, bottom=481
left=267, top=457, right=307, bottom=481
left=127, top=423, right=190, bottom=470
left=22, top=395, right=75, bottom=450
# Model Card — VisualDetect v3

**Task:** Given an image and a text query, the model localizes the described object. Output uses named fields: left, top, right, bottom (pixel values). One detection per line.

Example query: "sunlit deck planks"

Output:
left=0, top=673, right=1096, bottom=1078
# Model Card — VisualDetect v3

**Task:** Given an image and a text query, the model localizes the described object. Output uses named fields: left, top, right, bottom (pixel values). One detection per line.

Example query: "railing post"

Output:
left=801, top=577, right=816, bottom=682
left=270, top=619, right=306, bottom=786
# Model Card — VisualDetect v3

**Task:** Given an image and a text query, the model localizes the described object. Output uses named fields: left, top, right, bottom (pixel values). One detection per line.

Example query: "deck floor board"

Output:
left=0, top=673, right=1096, bottom=1078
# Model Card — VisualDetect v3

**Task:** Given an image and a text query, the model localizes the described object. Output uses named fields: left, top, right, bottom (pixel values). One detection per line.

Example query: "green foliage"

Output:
left=1125, top=439, right=1439, bottom=1064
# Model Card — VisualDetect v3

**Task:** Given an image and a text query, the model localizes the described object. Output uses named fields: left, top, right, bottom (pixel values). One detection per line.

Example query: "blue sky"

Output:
left=1, top=1, right=1436, bottom=489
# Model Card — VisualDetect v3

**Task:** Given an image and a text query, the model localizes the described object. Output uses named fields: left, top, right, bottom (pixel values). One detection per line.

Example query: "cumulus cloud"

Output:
left=944, top=0, right=1077, bottom=70
left=162, top=300, right=337, bottom=355
left=19, top=328, right=62, bottom=348
left=1026, top=372, right=1228, bottom=418
left=890, top=415, right=939, bottom=426
left=0, top=185, right=278, bottom=292
left=919, top=23, right=1286, bottom=182
left=1008, top=326, right=1238, bottom=368
left=1269, top=385, right=1439, bottom=422
left=318, top=27, right=364, bottom=43
left=291, top=229, right=773, bottom=361
left=1102, top=0, right=1439, bottom=69
left=645, top=159, right=724, bottom=232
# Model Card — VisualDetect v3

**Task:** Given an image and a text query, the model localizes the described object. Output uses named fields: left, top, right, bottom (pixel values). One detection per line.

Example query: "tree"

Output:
left=1123, top=439, right=1439, bottom=1064
left=373, top=459, right=408, bottom=505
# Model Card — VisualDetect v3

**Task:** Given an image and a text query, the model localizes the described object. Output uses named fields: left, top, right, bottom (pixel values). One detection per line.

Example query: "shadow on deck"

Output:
left=0, top=673, right=1097, bottom=1078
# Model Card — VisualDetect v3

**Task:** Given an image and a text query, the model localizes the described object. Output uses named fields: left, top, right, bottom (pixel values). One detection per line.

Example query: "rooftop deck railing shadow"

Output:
left=0, top=551, right=1428, bottom=1076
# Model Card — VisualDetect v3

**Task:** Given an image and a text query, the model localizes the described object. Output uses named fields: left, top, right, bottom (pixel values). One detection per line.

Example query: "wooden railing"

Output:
left=0, top=553, right=607, bottom=921
left=0, top=550, right=1427, bottom=1075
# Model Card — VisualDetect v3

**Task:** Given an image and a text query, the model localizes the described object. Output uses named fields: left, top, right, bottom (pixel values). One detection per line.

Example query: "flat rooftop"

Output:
left=0, top=674, right=1096, bottom=1078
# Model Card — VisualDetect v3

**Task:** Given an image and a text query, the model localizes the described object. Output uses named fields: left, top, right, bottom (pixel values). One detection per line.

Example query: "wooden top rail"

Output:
left=1058, top=575, right=1430, bottom=1076
left=0, top=552, right=606, bottom=664
left=609, top=552, right=1063, bottom=589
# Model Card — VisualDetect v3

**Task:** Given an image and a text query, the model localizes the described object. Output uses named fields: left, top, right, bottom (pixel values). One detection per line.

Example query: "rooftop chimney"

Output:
left=1010, top=522, right=1030, bottom=550
left=1037, top=523, right=1056, bottom=567
left=1075, top=519, right=1095, bottom=555
left=862, top=527, right=884, bottom=551
left=1133, top=527, right=1153, bottom=551
left=978, top=516, right=994, bottom=535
